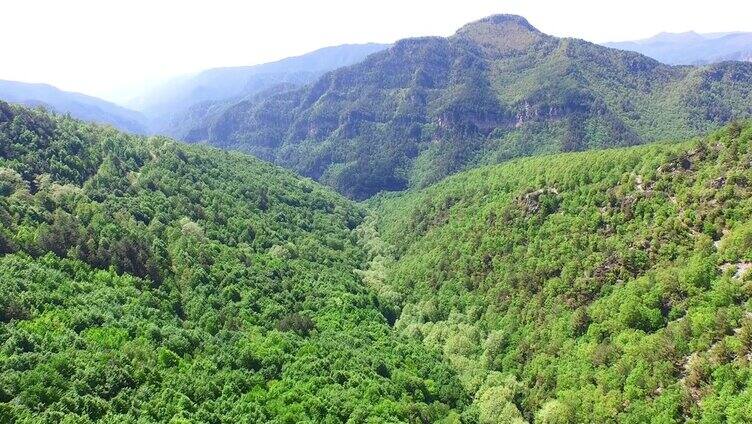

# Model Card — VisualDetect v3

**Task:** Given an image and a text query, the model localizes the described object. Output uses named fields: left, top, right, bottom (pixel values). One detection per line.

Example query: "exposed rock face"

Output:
left=720, top=262, right=752, bottom=279
left=518, top=188, right=560, bottom=215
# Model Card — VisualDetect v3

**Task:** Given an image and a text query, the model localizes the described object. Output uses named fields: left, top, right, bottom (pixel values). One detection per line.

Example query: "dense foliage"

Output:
left=5, top=98, right=752, bottom=423
left=369, top=121, right=752, bottom=422
left=0, top=102, right=468, bottom=422
left=195, top=14, right=752, bottom=200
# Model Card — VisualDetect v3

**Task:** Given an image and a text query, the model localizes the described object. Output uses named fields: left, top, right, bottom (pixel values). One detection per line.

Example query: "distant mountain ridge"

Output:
left=191, top=14, right=752, bottom=199
left=0, top=79, right=148, bottom=134
left=132, top=43, right=390, bottom=138
left=604, top=31, right=752, bottom=65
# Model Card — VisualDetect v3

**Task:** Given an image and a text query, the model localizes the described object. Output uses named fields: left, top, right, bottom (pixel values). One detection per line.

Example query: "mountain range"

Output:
left=0, top=44, right=390, bottom=139
left=604, top=31, right=752, bottom=65
left=0, top=79, right=148, bottom=134
left=186, top=15, right=752, bottom=199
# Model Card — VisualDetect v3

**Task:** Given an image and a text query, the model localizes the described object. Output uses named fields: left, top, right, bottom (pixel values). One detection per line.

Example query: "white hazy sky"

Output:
left=2, top=0, right=751, bottom=103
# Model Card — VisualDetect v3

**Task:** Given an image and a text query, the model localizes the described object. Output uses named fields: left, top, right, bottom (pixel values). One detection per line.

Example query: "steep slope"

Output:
left=367, top=122, right=752, bottom=421
left=0, top=102, right=467, bottom=422
left=0, top=80, right=148, bottom=134
left=605, top=31, right=752, bottom=65
left=199, top=14, right=752, bottom=200
left=132, top=43, right=389, bottom=138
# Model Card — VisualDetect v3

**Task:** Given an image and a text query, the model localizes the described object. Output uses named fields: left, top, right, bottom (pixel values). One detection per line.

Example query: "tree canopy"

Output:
left=0, top=102, right=467, bottom=423
left=369, top=120, right=752, bottom=422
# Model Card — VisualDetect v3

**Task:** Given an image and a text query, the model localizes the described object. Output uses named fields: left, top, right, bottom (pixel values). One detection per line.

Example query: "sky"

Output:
left=2, top=0, right=751, bottom=104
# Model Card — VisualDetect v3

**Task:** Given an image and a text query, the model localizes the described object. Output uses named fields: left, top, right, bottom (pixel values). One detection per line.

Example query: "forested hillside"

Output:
left=368, top=121, right=752, bottom=422
left=0, top=102, right=468, bottom=422
left=197, top=14, right=752, bottom=199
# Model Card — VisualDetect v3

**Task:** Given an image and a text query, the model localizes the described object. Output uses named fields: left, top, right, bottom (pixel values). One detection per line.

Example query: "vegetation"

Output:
left=0, top=102, right=467, bottom=422
left=5, top=100, right=752, bottom=421
left=198, top=14, right=752, bottom=200
left=368, top=120, right=752, bottom=422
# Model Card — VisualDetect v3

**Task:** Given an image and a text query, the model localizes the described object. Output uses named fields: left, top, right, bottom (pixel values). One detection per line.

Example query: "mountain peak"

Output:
left=465, top=14, right=539, bottom=32
left=454, top=14, right=545, bottom=54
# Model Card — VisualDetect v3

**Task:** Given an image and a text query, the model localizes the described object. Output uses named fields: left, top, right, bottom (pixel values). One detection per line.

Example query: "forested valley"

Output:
left=3, top=100, right=752, bottom=422
left=369, top=121, right=752, bottom=422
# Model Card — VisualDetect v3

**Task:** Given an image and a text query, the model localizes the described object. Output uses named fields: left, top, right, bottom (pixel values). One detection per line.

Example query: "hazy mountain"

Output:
left=0, top=79, right=148, bottom=134
left=604, top=31, right=752, bottom=65
left=195, top=14, right=752, bottom=199
left=131, top=43, right=390, bottom=138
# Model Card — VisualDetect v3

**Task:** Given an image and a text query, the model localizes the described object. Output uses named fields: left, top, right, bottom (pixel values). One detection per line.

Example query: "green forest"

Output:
left=369, top=121, right=752, bottom=422
left=6, top=4, right=752, bottom=423
left=4, top=103, right=752, bottom=422
left=0, top=102, right=466, bottom=422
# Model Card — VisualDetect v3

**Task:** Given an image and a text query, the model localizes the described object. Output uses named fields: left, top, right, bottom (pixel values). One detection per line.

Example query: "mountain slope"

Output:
left=604, top=31, right=752, bottom=65
left=0, top=80, right=148, bottom=134
left=132, top=43, right=389, bottom=138
left=367, top=121, right=752, bottom=421
left=0, top=102, right=467, bottom=422
left=198, top=14, right=752, bottom=199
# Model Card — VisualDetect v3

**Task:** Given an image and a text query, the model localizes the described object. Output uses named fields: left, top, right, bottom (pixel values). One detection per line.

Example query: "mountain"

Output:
left=604, top=31, right=752, bottom=65
left=0, top=80, right=148, bottom=134
left=367, top=121, right=752, bottom=422
left=193, top=14, right=752, bottom=200
left=131, top=43, right=390, bottom=138
left=0, top=102, right=467, bottom=422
